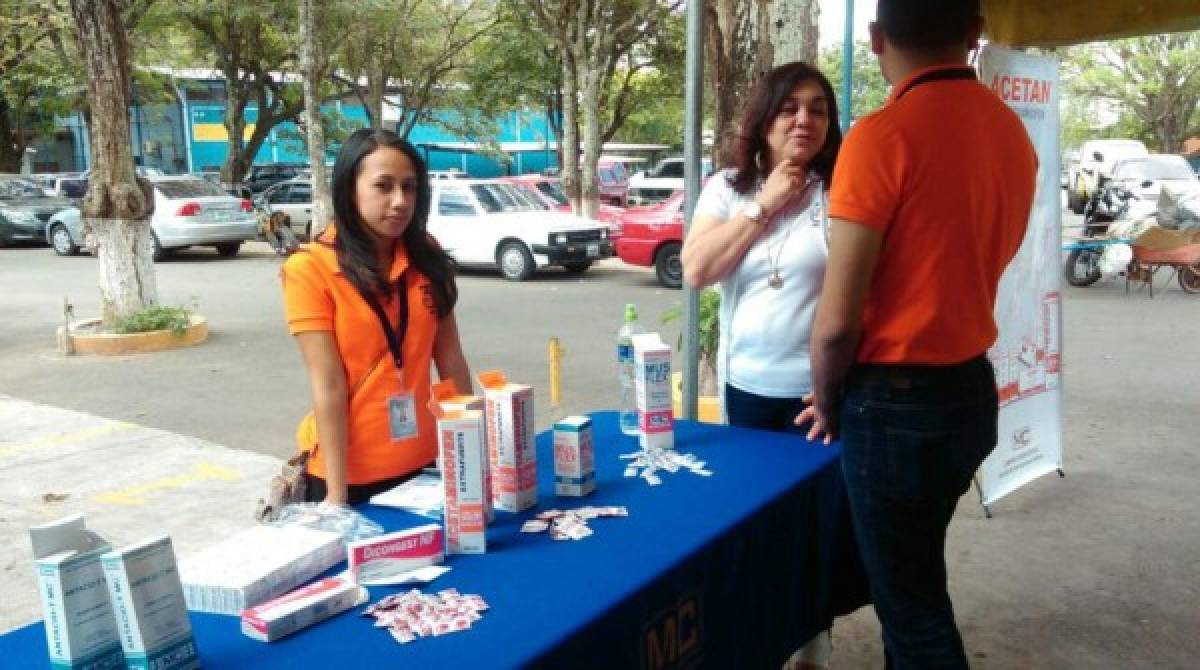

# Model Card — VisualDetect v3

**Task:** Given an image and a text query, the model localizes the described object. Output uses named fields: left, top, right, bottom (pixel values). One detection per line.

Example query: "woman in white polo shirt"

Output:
left=682, top=61, right=841, bottom=433
left=680, top=62, right=843, bottom=669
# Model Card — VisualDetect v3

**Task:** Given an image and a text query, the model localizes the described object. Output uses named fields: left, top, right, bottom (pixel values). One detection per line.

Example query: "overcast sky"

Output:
left=818, top=0, right=874, bottom=48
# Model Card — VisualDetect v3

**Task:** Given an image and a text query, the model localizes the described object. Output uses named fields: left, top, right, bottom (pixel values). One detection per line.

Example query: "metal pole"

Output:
left=681, top=0, right=705, bottom=421
left=840, top=0, right=855, bottom=133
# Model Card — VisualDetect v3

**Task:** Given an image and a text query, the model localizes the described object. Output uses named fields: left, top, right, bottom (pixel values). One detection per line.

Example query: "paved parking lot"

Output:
left=1, top=211, right=1198, bottom=666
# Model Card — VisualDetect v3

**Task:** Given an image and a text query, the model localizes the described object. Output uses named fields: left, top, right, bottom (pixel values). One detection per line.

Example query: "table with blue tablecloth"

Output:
left=1, top=411, right=867, bottom=669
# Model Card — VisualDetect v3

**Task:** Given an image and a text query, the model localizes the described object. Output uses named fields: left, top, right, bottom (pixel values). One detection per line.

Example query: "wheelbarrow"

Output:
left=1126, top=243, right=1200, bottom=297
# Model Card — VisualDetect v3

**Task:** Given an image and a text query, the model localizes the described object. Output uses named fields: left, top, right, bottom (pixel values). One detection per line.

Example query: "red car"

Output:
left=614, top=190, right=684, bottom=288
left=503, top=175, right=624, bottom=229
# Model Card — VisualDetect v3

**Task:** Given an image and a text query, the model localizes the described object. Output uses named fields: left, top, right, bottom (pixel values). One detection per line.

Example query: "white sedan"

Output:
left=45, top=176, right=259, bottom=260
left=429, top=180, right=613, bottom=280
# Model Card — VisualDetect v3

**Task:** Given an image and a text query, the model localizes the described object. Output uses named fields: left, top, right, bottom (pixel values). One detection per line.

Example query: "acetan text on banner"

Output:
left=978, top=45, right=1065, bottom=505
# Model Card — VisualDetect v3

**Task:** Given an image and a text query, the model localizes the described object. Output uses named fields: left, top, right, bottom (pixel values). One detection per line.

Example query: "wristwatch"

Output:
left=742, top=200, right=766, bottom=226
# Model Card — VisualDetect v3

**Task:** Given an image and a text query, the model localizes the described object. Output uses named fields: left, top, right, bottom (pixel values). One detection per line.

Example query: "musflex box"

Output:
left=632, top=332, right=674, bottom=449
left=553, top=416, right=596, bottom=497
left=29, top=515, right=125, bottom=670
left=477, top=370, right=538, bottom=512
left=431, top=403, right=488, bottom=554
left=431, top=379, right=493, bottom=522
left=101, top=536, right=198, bottom=670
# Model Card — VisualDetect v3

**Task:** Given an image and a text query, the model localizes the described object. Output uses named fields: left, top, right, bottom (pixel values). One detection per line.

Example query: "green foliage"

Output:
left=115, top=305, right=192, bottom=336
left=275, top=107, right=362, bottom=159
left=1062, top=32, right=1200, bottom=153
left=819, top=41, right=889, bottom=122
left=661, top=288, right=721, bottom=366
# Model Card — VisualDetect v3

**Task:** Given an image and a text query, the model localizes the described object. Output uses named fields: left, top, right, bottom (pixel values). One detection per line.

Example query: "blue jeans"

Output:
left=840, top=356, right=997, bottom=670
left=724, top=383, right=808, bottom=433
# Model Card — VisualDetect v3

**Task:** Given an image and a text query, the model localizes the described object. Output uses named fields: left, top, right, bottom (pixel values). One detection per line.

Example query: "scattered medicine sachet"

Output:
left=620, top=447, right=713, bottom=484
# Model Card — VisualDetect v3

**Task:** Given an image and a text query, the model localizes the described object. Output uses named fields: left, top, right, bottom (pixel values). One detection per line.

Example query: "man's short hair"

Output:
left=877, top=0, right=982, bottom=51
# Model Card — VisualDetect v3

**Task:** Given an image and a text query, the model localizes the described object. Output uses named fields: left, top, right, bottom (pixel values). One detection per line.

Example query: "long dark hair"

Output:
left=729, top=62, right=842, bottom=195
left=322, top=128, right=457, bottom=318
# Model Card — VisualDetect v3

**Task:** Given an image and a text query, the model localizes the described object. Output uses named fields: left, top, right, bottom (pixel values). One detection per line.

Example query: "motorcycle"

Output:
left=1064, top=182, right=1136, bottom=287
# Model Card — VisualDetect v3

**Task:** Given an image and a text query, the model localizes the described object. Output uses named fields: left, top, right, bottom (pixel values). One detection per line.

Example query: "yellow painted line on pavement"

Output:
left=0, top=422, right=138, bottom=461
left=94, top=461, right=244, bottom=506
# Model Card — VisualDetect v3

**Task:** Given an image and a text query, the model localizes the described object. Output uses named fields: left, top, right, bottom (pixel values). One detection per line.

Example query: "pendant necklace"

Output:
left=765, top=218, right=794, bottom=289
left=762, top=175, right=818, bottom=290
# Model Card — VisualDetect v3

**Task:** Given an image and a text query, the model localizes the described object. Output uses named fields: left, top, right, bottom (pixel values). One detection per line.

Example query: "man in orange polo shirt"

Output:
left=803, top=1, right=1037, bottom=667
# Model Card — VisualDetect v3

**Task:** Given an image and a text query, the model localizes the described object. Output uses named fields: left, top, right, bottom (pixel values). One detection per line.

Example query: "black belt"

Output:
left=846, top=354, right=991, bottom=389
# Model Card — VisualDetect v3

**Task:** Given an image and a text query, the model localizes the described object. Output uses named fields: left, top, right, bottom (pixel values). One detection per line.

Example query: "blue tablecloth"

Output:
left=2, top=411, right=867, bottom=669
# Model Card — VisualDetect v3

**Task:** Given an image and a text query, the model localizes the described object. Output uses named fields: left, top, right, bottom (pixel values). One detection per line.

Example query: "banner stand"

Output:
left=972, top=467, right=1065, bottom=519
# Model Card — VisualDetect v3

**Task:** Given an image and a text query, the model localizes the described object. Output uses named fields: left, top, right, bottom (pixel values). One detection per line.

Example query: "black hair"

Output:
left=876, top=0, right=982, bottom=52
left=321, top=127, right=457, bottom=317
left=729, top=61, right=842, bottom=195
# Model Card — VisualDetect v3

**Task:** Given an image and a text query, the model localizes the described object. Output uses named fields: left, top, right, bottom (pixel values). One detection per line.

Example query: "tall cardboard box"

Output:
left=478, top=370, right=538, bottom=512
left=436, top=409, right=488, bottom=554
left=431, top=379, right=493, bottom=522
left=632, top=332, right=674, bottom=449
left=30, top=515, right=125, bottom=670
left=102, top=536, right=198, bottom=670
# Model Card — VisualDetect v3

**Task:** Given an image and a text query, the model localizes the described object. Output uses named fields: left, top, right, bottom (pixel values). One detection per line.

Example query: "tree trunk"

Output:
left=578, top=66, right=602, bottom=220
left=221, top=85, right=251, bottom=186
left=0, top=98, right=23, bottom=173
left=299, top=0, right=331, bottom=236
left=560, top=53, right=581, bottom=213
left=69, top=0, right=157, bottom=327
left=765, top=0, right=819, bottom=66
left=706, top=0, right=768, bottom=167
left=367, top=68, right=386, bottom=131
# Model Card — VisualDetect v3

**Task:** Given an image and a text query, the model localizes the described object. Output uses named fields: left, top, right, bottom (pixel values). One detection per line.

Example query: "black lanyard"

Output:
left=361, top=271, right=409, bottom=373
left=893, top=66, right=977, bottom=101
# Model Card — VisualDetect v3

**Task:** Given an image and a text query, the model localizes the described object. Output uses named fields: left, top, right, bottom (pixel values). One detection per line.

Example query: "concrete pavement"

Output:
left=0, top=394, right=282, bottom=632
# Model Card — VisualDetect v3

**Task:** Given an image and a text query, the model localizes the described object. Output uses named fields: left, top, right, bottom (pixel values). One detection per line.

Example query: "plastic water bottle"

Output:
left=617, top=303, right=644, bottom=436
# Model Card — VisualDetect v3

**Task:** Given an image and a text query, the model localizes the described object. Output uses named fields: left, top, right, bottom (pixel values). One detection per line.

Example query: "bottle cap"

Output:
left=624, top=303, right=638, bottom=322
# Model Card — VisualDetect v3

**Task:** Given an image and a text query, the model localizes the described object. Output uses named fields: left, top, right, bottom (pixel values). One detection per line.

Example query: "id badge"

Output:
left=388, top=393, right=419, bottom=441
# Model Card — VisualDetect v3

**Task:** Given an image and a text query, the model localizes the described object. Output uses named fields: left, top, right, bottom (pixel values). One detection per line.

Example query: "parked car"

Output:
left=0, top=175, right=76, bottom=247
left=614, top=190, right=685, bottom=288
left=428, top=180, right=612, bottom=280
left=501, top=175, right=624, bottom=229
left=45, top=176, right=258, bottom=259
left=1105, top=154, right=1199, bottom=216
left=257, top=178, right=315, bottom=239
left=1067, top=139, right=1148, bottom=214
left=241, top=163, right=306, bottom=194
left=596, top=157, right=629, bottom=206
left=626, top=156, right=713, bottom=207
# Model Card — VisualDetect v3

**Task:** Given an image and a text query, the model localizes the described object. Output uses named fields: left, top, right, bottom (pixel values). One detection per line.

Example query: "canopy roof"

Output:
left=983, top=0, right=1200, bottom=47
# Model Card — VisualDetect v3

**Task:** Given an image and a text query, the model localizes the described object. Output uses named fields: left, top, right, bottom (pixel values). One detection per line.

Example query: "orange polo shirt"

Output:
left=281, top=229, right=441, bottom=484
left=829, top=65, right=1038, bottom=364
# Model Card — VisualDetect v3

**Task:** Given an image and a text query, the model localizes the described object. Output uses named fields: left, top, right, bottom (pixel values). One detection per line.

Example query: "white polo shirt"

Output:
left=693, top=169, right=829, bottom=398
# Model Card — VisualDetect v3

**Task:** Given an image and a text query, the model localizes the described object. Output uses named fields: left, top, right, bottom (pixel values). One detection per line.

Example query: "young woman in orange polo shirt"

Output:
left=282, top=128, right=473, bottom=505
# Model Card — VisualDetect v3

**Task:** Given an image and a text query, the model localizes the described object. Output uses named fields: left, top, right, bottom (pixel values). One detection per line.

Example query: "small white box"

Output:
left=554, top=416, right=595, bottom=497
left=432, top=379, right=493, bottom=523
left=101, top=536, right=198, bottom=670
left=478, top=370, right=538, bottom=512
left=633, top=333, right=674, bottom=449
left=240, top=576, right=365, bottom=642
left=179, top=525, right=344, bottom=615
left=347, top=524, right=445, bottom=584
left=30, top=515, right=125, bottom=670
left=437, top=409, right=488, bottom=554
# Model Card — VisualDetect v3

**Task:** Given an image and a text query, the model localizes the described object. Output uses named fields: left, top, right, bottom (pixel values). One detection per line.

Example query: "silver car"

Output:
left=0, top=175, right=76, bottom=246
left=45, top=176, right=259, bottom=259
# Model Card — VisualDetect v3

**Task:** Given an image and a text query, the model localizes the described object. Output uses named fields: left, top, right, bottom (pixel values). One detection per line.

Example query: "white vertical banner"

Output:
left=978, top=46, right=1065, bottom=506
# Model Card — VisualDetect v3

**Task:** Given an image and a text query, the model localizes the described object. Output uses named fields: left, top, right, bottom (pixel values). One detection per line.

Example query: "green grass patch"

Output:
left=115, top=305, right=192, bottom=336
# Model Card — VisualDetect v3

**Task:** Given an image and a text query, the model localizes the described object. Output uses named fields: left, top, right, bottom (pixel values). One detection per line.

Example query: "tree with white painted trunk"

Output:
left=298, top=0, right=331, bottom=235
left=527, top=0, right=681, bottom=219
left=68, top=0, right=157, bottom=326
